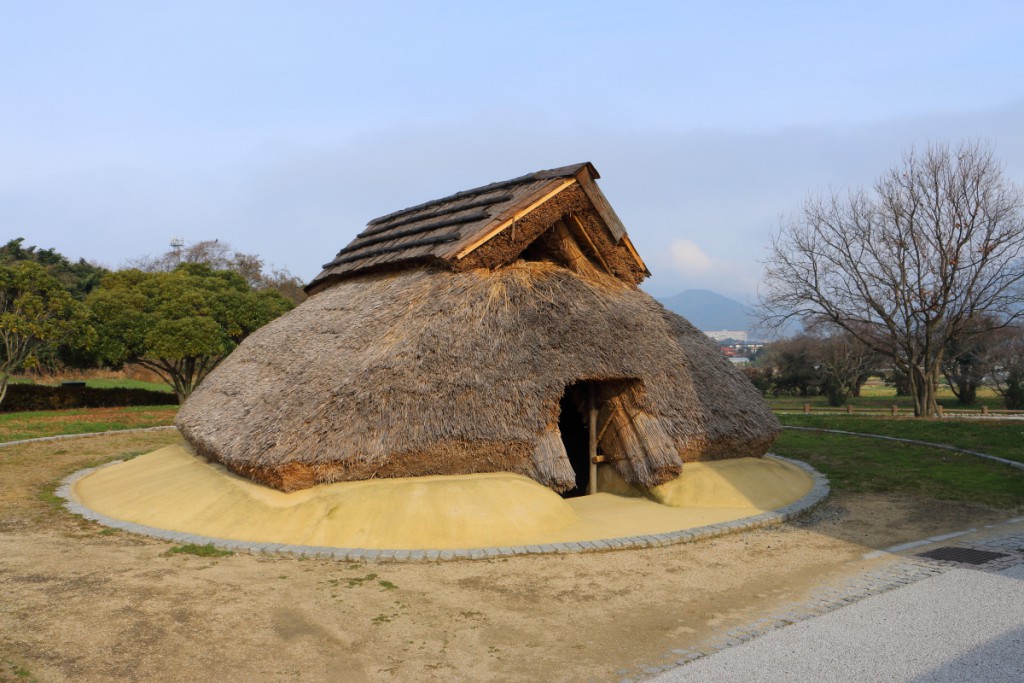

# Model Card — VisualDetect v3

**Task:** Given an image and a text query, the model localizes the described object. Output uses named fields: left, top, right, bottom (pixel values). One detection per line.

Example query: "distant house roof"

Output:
left=306, top=162, right=649, bottom=294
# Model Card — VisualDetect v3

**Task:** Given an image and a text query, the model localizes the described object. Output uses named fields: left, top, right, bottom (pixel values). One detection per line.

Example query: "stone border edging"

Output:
left=55, top=454, right=829, bottom=563
left=782, top=425, right=1024, bottom=471
left=0, top=425, right=177, bottom=449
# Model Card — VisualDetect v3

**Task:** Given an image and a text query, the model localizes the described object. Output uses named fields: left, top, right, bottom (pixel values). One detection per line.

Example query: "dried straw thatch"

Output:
left=177, top=163, right=779, bottom=492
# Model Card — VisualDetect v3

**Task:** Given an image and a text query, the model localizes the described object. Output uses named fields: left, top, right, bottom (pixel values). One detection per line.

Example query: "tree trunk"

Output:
left=927, top=364, right=942, bottom=417
left=138, top=355, right=225, bottom=405
left=909, top=368, right=923, bottom=416
left=1005, top=373, right=1024, bottom=410
left=909, top=366, right=940, bottom=417
left=956, top=383, right=977, bottom=406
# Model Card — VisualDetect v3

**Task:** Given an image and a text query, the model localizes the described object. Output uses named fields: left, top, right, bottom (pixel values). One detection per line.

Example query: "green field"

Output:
left=78, top=378, right=174, bottom=392
left=778, top=414, right=1024, bottom=464
left=765, top=380, right=1008, bottom=413
left=772, top=425, right=1024, bottom=507
left=0, top=405, right=178, bottom=442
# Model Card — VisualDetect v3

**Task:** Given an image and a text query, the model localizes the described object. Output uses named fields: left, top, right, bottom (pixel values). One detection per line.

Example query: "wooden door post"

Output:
left=587, top=386, right=598, bottom=495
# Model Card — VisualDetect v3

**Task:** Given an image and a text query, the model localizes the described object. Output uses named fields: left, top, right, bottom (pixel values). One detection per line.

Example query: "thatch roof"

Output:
left=178, top=266, right=779, bottom=492
left=177, top=163, right=779, bottom=492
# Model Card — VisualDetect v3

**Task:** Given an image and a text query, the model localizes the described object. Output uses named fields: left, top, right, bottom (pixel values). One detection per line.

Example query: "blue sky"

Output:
left=3, top=1, right=1023, bottom=302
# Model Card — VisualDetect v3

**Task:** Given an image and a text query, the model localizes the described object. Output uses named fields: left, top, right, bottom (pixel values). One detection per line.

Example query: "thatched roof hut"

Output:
left=177, top=163, right=779, bottom=493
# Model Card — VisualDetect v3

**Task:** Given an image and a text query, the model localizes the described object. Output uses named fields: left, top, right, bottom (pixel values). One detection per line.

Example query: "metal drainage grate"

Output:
left=917, top=546, right=1010, bottom=565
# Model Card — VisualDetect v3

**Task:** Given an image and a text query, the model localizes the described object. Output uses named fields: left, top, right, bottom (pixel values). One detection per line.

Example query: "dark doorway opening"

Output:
left=558, top=382, right=592, bottom=498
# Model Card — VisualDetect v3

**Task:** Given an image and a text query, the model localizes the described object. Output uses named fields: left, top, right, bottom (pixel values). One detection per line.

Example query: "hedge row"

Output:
left=1, top=384, right=178, bottom=412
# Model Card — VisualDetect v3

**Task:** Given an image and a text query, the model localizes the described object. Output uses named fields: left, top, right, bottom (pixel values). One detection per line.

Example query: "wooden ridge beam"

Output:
left=575, top=167, right=626, bottom=240
left=451, top=178, right=577, bottom=259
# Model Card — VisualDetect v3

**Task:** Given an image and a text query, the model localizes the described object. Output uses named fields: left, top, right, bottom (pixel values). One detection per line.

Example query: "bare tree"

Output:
left=259, top=267, right=308, bottom=304
left=129, top=240, right=307, bottom=304
left=760, top=141, right=1024, bottom=416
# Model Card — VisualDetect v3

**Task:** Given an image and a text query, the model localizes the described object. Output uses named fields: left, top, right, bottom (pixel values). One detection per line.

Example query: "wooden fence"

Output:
left=775, top=404, right=1024, bottom=418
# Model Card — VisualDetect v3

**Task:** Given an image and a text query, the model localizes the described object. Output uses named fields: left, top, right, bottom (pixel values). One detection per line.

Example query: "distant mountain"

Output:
left=657, top=289, right=754, bottom=333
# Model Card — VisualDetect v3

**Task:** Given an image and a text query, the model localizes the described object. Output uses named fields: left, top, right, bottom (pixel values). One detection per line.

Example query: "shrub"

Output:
left=0, top=384, right=176, bottom=412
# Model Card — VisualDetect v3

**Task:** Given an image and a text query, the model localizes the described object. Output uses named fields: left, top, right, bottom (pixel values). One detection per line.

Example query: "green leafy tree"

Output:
left=807, top=324, right=881, bottom=406
left=989, top=327, right=1024, bottom=410
left=86, top=264, right=293, bottom=402
left=941, top=316, right=1002, bottom=406
left=741, top=366, right=775, bottom=396
left=760, top=330, right=880, bottom=405
left=0, top=262, right=90, bottom=403
left=0, top=238, right=109, bottom=373
left=0, top=238, right=108, bottom=300
left=763, top=335, right=821, bottom=397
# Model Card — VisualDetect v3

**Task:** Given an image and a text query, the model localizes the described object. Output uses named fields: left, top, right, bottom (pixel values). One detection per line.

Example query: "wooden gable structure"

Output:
left=306, top=162, right=649, bottom=294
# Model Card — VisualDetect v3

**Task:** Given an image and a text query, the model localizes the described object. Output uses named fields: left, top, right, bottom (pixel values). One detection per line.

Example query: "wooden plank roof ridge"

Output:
left=358, top=194, right=515, bottom=237
left=306, top=161, right=649, bottom=293
left=322, top=211, right=490, bottom=269
left=365, top=162, right=597, bottom=227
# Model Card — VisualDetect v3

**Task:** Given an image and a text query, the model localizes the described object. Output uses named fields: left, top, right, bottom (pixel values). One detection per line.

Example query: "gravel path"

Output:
left=651, top=562, right=1024, bottom=682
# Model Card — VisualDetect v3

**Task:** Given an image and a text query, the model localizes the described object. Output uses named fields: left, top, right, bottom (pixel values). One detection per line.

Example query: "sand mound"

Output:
left=73, top=445, right=579, bottom=549
left=597, top=457, right=813, bottom=510
left=71, top=445, right=814, bottom=550
left=650, top=457, right=813, bottom=509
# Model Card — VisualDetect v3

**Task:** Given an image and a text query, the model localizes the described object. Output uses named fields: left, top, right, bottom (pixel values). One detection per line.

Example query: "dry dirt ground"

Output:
left=0, top=432, right=1017, bottom=683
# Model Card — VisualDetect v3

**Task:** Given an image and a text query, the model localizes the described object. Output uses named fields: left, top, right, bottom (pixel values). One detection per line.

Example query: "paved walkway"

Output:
left=649, top=533, right=1024, bottom=683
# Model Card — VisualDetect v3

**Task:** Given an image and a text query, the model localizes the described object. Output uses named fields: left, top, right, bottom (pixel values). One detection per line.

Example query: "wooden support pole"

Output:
left=568, top=215, right=613, bottom=274
left=587, top=386, right=598, bottom=495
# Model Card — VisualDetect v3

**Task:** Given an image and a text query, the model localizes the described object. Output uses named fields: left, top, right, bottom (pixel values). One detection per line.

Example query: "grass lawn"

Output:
left=765, top=381, right=1007, bottom=413
left=778, top=414, right=1024, bottom=464
left=8, top=377, right=173, bottom=392
left=773, top=422, right=1024, bottom=508
left=80, top=378, right=174, bottom=392
left=0, top=405, right=179, bottom=442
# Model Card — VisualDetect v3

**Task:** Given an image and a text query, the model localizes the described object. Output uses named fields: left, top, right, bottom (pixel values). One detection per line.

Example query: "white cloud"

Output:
left=646, top=243, right=762, bottom=303
left=668, top=239, right=712, bottom=273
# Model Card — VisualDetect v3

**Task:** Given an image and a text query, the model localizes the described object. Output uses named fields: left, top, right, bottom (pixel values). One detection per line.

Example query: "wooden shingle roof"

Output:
left=306, top=162, right=649, bottom=294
